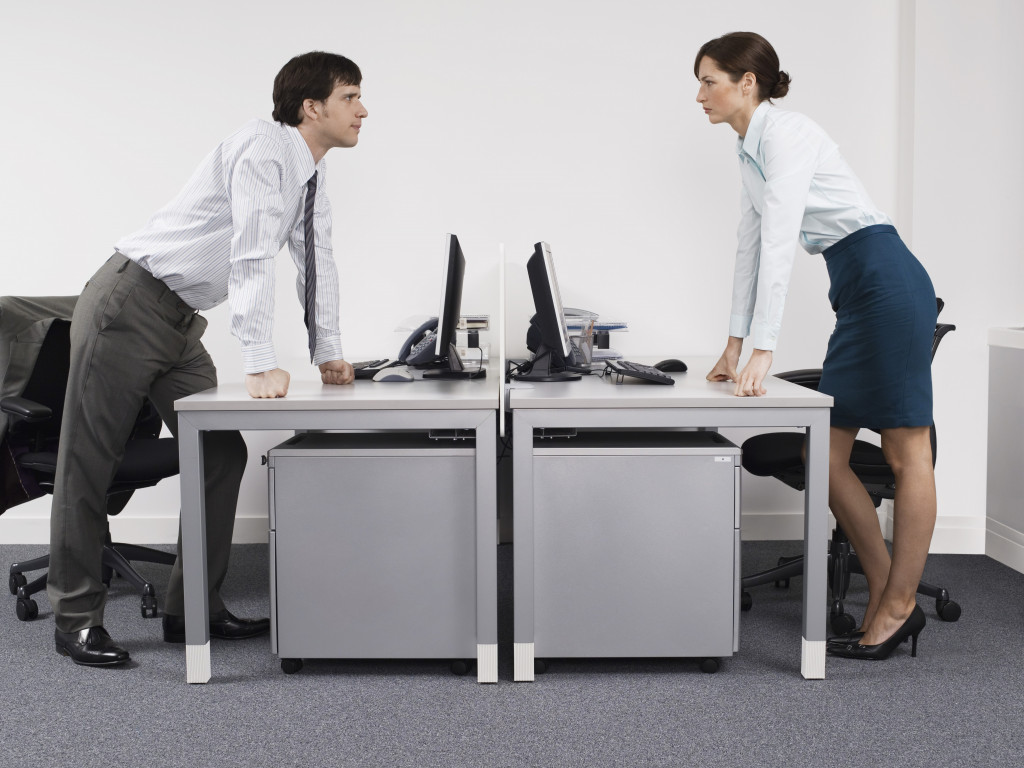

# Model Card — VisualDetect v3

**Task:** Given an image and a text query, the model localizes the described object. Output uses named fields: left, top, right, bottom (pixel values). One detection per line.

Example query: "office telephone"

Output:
left=397, top=317, right=439, bottom=365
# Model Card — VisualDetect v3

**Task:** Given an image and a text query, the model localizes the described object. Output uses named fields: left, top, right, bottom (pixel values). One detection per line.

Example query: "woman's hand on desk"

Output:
left=733, top=349, right=772, bottom=397
left=707, top=337, right=743, bottom=385
left=319, top=359, right=355, bottom=386
left=707, top=339, right=772, bottom=396
left=246, top=369, right=290, bottom=398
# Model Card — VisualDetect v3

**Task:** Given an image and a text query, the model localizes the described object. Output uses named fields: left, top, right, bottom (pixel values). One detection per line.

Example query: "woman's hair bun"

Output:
left=771, top=70, right=791, bottom=100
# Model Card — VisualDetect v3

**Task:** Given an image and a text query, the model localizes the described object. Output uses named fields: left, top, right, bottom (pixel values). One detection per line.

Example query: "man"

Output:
left=48, top=51, right=367, bottom=666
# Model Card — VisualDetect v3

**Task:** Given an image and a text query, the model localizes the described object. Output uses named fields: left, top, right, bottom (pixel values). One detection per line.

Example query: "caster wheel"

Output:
left=741, top=591, right=752, bottom=611
left=141, top=595, right=158, bottom=619
left=936, top=599, right=961, bottom=622
left=281, top=658, right=303, bottom=674
left=9, top=572, right=26, bottom=596
left=16, top=597, right=39, bottom=621
left=699, top=658, right=720, bottom=674
left=534, top=659, right=548, bottom=674
left=450, top=660, right=471, bottom=676
left=830, top=612, right=857, bottom=635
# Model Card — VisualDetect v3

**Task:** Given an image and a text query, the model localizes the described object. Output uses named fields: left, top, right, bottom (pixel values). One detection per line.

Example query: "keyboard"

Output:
left=604, top=359, right=675, bottom=385
left=352, top=359, right=399, bottom=379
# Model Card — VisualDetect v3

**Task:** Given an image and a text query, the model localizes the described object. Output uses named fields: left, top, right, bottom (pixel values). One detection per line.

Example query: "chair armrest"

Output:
left=774, top=369, right=822, bottom=391
left=0, top=396, right=53, bottom=423
left=931, top=323, right=956, bottom=361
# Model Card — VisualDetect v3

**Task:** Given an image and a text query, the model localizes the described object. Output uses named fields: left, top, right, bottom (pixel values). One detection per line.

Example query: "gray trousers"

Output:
left=47, top=253, right=247, bottom=633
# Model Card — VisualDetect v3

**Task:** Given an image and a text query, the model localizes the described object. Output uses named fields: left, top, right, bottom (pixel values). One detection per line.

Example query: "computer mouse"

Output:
left=655, top=359, right=688, bottom=372
left=373, top=368, right=415, bottom=382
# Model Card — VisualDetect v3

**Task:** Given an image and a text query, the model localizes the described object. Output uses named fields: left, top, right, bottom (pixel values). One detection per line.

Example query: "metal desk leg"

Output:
left=475, top=411, right=498, bottom=683
left=801, top=410, right=830, bottom=679
left=178, top=414, right=211, bottom=683
left=512, top=411, right=535, bottom=681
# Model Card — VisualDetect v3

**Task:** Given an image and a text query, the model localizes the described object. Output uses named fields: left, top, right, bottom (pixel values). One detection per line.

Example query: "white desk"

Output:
left=508, top=358, right=833, bottom=680
left=174, top=377, right=498, bottom=683
left=987, top=328, right=1024, bottom=573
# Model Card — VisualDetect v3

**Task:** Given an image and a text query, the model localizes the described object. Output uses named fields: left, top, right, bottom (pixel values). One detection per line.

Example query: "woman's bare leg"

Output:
left=858, top=425, right=936, bottom=645
left=826, top=426, right=893, bottom=631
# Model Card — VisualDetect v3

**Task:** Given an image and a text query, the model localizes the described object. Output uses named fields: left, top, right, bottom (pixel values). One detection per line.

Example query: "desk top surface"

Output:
left=175, top=373, right=497, bottom=411
left=507, top=356, right=832, bottom=410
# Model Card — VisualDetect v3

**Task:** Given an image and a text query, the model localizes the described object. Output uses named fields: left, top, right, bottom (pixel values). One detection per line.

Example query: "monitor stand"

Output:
left=421, top=343, right=487, bottom=380
left=514, top=347, right=582, bottom=382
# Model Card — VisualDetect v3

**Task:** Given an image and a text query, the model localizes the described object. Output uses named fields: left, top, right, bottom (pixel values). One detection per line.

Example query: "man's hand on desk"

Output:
left=319, top=359, right=355, bottom=386
left=246, top=368, right=290, bottom=398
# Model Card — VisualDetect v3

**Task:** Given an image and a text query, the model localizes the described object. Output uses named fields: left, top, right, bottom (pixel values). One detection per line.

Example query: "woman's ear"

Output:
left=742, top=71, right=757, bottom=97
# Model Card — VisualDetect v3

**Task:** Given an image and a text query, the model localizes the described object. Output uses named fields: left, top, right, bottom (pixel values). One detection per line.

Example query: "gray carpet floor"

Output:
left=1, top=541, right=1022, bottom=768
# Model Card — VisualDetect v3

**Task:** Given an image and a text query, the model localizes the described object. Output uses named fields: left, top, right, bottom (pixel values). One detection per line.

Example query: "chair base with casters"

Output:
left=6, top=439, right=179, bottom=621
left=10, top=534, right=175, bottom=621
left=740, top=302, right=961, bottom=634
left=740, top=515, right=962, bottom=635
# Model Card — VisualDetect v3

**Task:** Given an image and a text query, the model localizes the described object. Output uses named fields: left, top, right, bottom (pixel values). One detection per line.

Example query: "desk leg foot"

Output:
left=514, top=642, right=535, bottom=682
left=801, top=637, right=826, bottom=679
left=476, top=643, right=498, bottom=683
left=186, top=642, right=211, bottom=684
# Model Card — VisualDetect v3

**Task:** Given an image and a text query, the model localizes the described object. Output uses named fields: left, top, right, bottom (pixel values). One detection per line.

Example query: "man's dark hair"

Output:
left=272, top=52, right=362, bottom=126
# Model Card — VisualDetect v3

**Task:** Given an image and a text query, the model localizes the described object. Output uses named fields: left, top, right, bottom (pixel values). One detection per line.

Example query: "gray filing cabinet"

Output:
left=266, top=432, right=478, bottom=673
left=531, top=430, right=740, bottom=669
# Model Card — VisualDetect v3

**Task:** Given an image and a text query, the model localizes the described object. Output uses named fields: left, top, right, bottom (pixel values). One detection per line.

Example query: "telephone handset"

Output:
left=397, top=317, right=439, bottom=365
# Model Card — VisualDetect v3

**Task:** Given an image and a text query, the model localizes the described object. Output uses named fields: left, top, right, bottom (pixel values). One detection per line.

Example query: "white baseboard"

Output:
left=986, top=518, right=1024, bottom=574
left=0, top=514, right=270, bottom=546
left=739, top=507, right=986, bottom=555
left=1, top=508, right=991, bottom=556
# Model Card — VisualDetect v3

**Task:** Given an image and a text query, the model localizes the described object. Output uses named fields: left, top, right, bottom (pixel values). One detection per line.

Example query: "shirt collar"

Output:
left=735, top=101, right=773, bottom=161
left=281, top=123, right=319, bottom=182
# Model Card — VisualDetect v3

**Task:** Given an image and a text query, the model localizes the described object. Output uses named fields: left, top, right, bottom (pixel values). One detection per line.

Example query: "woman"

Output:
left=696, top=32, right=937, bottom=660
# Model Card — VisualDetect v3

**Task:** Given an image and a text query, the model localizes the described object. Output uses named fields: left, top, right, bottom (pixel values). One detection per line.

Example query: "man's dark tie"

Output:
left=303, top=170, right=318, bottom=362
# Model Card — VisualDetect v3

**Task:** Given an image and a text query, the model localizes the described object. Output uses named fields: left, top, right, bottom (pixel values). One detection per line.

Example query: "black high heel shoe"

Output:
left=826, top=630, right=864, bottom=649
left=827, top=605, right=925, bottom=660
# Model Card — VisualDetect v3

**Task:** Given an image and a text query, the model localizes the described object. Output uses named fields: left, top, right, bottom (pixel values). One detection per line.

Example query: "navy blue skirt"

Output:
left=817, top=224, right=936, bottom=429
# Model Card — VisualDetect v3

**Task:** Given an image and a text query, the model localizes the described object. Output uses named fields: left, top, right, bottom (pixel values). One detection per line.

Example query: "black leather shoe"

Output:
left=828, top=605, right=926, bottom=660
left=163, top=609, right=270, bottom=643
left=55, top=626, right=130, bottom=667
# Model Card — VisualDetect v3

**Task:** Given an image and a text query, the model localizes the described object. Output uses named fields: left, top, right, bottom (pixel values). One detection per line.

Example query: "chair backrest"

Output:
left=9, top=320, right=73, bottom=450
left=8, top=316, right=173, bottom=485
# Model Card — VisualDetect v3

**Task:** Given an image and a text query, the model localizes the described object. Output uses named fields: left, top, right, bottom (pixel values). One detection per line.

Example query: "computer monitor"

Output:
left=420, top=233, right=484, bottom=379
left=517, top=241, right=583, bottom=382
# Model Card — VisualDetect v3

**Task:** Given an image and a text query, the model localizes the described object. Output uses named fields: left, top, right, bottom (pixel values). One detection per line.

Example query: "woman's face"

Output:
left=696, top=56, right=752, bottom=131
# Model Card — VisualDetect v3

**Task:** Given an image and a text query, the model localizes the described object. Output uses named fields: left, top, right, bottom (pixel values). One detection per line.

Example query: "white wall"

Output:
left=1, top=0, right=1015, bottom=551
left=910, top=0, right=1024, bottom=552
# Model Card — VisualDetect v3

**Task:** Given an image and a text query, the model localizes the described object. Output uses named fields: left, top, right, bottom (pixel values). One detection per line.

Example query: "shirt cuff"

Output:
left=312, top=334, right=344, bottom=368
left=749, top=325, right=779, bottom=352
left=241, top=342, right=278, bottom=374
left=729, top=314, right=752, bottom=339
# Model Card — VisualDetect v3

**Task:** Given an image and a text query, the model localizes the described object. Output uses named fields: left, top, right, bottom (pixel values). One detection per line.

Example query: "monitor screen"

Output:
left=434, top=233, right=466, bottom=359
left=518, top=241, right=581, bottom=381
left=414, top=233, right=484, bottom=379
left=528, top=242, right=572, bottom=358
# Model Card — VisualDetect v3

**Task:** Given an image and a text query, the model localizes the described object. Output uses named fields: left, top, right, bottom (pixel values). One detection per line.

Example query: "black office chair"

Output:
left=2, top=318, right=179, bottom=621
left=740, top=298, right=961, bottom=635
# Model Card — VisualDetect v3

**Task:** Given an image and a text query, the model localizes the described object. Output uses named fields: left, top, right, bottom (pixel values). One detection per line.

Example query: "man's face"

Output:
left=314, top=83, right=367, bottom=149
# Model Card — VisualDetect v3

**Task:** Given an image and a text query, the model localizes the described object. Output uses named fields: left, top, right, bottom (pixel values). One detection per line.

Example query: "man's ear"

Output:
left=300, top=98, right=321, bottom=122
